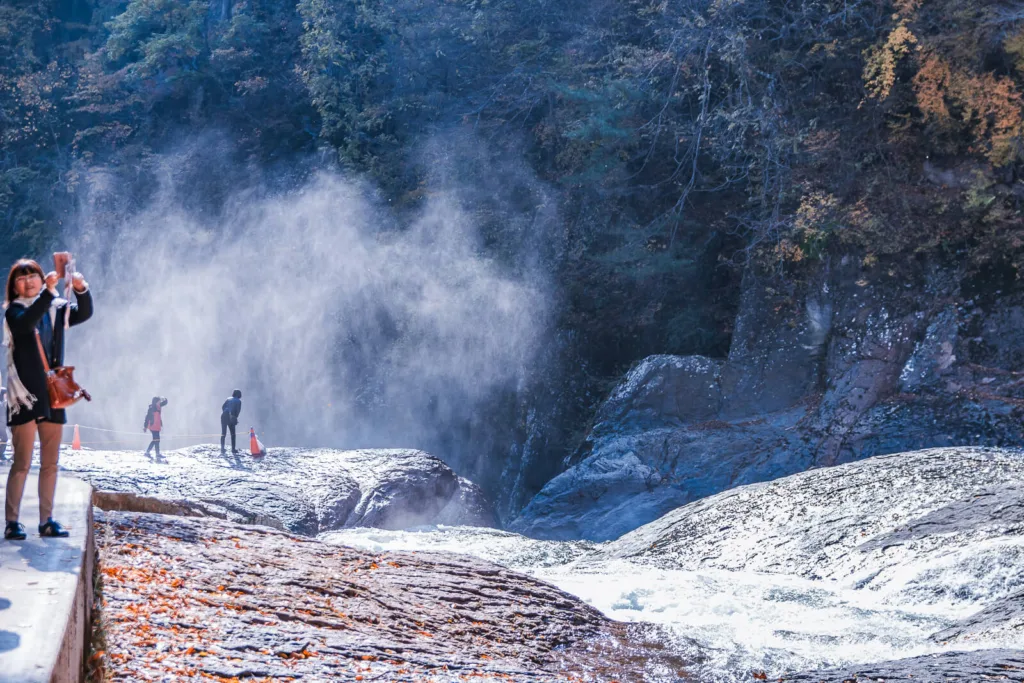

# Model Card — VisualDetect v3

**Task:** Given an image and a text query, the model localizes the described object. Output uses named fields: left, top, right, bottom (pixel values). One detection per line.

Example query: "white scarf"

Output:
left=4, top=291, right=67, bottom=419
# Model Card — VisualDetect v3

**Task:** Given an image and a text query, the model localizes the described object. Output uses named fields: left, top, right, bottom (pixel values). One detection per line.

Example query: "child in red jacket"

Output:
left=144, top=397, right=168, bottom=459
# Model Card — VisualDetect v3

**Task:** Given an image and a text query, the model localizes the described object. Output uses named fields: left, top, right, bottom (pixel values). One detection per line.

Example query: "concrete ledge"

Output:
left=0, top=472, right=94, bottom=683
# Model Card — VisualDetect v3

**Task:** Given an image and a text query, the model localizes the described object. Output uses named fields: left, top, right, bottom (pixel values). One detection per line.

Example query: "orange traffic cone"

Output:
left=72, top=424, right=81, bottom=451
left=249, top=427, right=265, bottom=457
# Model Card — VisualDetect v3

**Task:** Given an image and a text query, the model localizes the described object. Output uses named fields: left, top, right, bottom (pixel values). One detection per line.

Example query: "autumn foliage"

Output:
left=913, top=55, right=1024, bottom=165
left=864, top=1, right=1024, bottom=166
left=3, top=0, right=1024, bottom=383
left=87, top=511, right=661, bottom=682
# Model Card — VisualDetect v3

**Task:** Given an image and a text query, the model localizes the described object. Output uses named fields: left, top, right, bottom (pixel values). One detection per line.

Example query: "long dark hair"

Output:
left=4, top=259, right=44, bottom=307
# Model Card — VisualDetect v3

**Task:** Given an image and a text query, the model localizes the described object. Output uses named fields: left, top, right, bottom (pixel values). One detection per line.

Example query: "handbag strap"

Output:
left=34, top=329, right=52, bottom=373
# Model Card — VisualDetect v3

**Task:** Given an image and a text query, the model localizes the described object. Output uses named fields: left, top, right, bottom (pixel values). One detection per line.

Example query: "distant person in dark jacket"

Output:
left=4, top=259, right=92, bottom=541
left=143, top=396, right=167, bottom=459
left=220, top=389, right=242, bottom=454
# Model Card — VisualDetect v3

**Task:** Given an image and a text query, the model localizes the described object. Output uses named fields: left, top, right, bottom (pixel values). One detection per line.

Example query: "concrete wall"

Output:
left=0, top=473, right=94, bottom=683
left=50, top=504, right=93, bottom=683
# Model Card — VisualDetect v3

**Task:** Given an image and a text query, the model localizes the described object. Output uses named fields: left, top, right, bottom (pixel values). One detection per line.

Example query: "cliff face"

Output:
left=511, top=258, right=1024, bottom=541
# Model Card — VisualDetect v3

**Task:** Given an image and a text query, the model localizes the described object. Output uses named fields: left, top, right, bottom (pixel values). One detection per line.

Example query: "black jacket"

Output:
left=221, top=396, right=241, bottom=426
left=6, top=288, right=93, bottom=426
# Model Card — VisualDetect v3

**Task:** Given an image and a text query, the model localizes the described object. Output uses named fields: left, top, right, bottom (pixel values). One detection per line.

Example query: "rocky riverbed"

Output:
left=60, top=445, right=495, bottom=535
left=580, top=446, right=1024, bottom=680
left=328, top=447, right=1024, bottom=681
left=66, top=444, right=1024, bottom=681
left=781, top=649, right=1024, bottom=682
left=90, top=510, right=686, bottom=682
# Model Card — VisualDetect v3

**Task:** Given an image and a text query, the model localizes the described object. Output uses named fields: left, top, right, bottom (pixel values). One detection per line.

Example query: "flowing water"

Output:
left=320, top=525, right=1023, bottom=682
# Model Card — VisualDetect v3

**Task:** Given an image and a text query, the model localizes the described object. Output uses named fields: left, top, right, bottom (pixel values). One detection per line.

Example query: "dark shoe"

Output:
left=38, top=518, right=69, bottom=538
left=4, top=521, right=26, bottom=540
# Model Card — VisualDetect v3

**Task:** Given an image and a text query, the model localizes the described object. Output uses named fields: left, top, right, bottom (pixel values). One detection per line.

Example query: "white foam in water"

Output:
left=862, top=537, right=1024, bottom=609
left=321, top=526, right=1023, bottom=681
left=538, top=561, right=955, bottom=679
left=319, top=525, right=597, bottom=568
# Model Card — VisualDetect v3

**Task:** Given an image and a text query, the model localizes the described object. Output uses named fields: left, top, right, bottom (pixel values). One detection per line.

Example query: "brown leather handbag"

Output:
left=34, top=329, right=90, bottom=410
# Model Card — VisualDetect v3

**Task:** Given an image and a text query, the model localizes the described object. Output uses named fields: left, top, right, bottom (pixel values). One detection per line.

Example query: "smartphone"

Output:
left=53, top=252, right=71, bottom=279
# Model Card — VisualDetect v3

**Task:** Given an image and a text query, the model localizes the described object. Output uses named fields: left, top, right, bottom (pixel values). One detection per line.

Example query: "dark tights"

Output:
left=145, top=430, right=161, bottom=457
left=220, top=418, right=236, bottom=452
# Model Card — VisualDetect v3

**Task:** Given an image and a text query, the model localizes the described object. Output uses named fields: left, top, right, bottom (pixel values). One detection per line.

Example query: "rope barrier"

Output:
left=0, top=423, right=266, bottom=449
left=76, top=425, right=226, bottom=438
left=0, top=439, right=220, bottom=446
left=71, top=439, right=217, bottom=445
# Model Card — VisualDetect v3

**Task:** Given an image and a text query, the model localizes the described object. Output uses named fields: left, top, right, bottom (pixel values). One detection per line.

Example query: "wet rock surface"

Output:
left=571, top=446, right=1024, bottom=679
left=588, top=448, right=1024, bottom=588
left=930, top=589, right=1024, bottom=646
left=859, top=483, right=1024, bottom=552
left=592, top=356, right=724, bottom=431
left=780, top=648, right=1024, bottom=681
left=509, top=413, right=806, bottom=542
left=92, top=510, right=687, bottom=682
left=62, top=446, right=497, bottom=535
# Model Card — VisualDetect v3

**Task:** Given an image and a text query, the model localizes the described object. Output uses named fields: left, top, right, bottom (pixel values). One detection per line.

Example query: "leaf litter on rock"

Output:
left=90, top=511, right=687, bottom=682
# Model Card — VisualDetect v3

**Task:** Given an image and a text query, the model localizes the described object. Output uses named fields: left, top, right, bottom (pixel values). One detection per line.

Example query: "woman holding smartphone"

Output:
left=3, top=258, right=92, bottom=540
